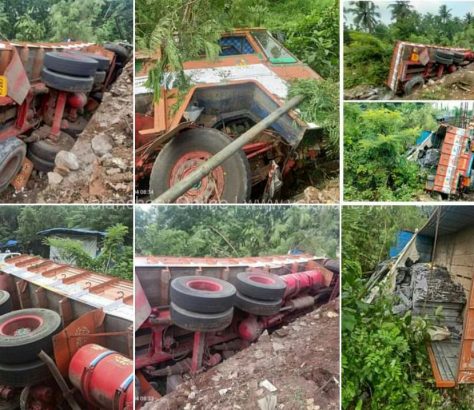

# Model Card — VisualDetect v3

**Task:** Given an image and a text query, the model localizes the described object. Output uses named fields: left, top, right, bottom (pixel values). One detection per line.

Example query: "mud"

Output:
left=143, top=299, right=340, bottom=410
left=37, top=63, right=133, bottom=203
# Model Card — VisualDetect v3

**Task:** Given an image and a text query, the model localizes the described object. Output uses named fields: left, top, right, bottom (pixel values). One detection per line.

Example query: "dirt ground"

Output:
left=2, top=63, right=133, bottom=204
left=143, top=299, right=340, bottom=410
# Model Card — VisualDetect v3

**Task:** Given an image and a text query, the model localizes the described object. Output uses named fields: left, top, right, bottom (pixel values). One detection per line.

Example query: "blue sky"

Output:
left=344, top=1, right=474, bottom=25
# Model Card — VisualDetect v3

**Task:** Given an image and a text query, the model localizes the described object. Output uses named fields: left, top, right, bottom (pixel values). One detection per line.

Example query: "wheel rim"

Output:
left=0, top=315, right=43, bottom=336
left=185, top=279, right=223, bottom=292
left=169, top=151, right=225, bottom=202
left=248, top=275, right=276, bottom=285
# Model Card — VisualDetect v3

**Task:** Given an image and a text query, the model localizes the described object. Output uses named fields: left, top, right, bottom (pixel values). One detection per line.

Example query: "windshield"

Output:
left=251, top=31, right=297, bottom=64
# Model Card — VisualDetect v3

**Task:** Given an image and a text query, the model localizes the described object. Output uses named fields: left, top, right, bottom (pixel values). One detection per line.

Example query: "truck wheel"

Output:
left=234, top=292, right=282, bottom=316
left=104, top=43, right=130, bottom=63
left=94, top=71, right=107, bottom=85
left=235, top=272, right=286, bottom=301
left=44, top=52, right=98, bottom=77
left=71, top=52, right=110, bottom=71
left=0, top=360, right=51, bottom=387
left=27, top=152, right=54, bottom=173
left=150, top=128, right=251, bottom=203
left=28, top=132, right=75, bottom=163
left=170, top=276, right=236, bottom=314
left=42, top=68, right=94, bottom=92
left=403, top=75, right=424, bottom=95
left=0, top=308, right=61, bottom=364
left=0, top=290, right=12, bottom=315
left=435, top=53, right=453, bottom=65
left=435, top=50, right=454, bottom=59
left=170, top=302, right=233, bottom=332
left=453, top=52, right=465, bottom=64
left=0, top=138, right=26, bottom=193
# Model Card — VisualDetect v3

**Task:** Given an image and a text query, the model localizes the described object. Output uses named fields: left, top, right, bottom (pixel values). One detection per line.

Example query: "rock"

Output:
left=106, top=167, right=121, bottom=176
left=188, top=391, right=196, bottom=400
left=91, top=134, right=113, bottom=156
left=47, top=172, right=63, bottom=185
left=254, top=349, right=265, bottom=359
left=326, top=311, right=339, bottom=318
left=218, top=388, right=230, bottom=396
left=54, top=165, right=70, bottom=177
left=55, top=150, right=79, bottom=171
left=257, top=395, right=277, bottom=410
left=272, top=342, right=284, bottom=352
left=259, top=380, right=277, bottom=392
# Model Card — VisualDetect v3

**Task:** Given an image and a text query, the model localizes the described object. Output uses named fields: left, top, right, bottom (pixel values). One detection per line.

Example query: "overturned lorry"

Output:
left=135, top=29, right=327, bottom=203
left=0, top=253, right=133, bottom=409
left=0, top=40, right=131, bottom=195
left=410, top=124, right=474, bottom=198
left=367, top=207, right=474, bottom=387
left=134, top=254, right=339, bottom=406
left=387, top=41, right=474, bottom=96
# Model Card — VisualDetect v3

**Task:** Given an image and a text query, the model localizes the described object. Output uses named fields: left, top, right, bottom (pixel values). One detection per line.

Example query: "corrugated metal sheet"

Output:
left=419, top=206, right=474, bottom=237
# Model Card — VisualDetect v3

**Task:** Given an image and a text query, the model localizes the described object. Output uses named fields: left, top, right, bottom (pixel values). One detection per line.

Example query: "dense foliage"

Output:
left=0, top=0, right=132, bottom=42
left=0, top=206, right=133, bottom=279
left=47, top=224, right=133, bottom=280
left=136, top=205, right=339, bottom=258
left=344, top=103, right=439, bottom=201
left=344, top=1, right=474, bottom=88
left=341, top=206, right=469, bottom=410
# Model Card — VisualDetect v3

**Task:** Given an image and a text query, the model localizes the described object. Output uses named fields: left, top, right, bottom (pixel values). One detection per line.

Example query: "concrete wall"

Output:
left=433, top=226, right=474, bottom=296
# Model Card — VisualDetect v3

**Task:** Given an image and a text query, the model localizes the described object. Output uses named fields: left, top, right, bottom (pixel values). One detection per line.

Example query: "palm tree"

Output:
left=347, top=1, right=381, bottom=33
left=438, top=4, right=452, bottom=25
left=388, top=1, right=414, bottom=23
left=464, top=12, right=473, bottom=25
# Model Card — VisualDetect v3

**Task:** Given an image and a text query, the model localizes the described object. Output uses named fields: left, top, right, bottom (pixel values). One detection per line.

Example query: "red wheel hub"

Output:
left=0, top=314, right=43, bottom=336
left=186, top=279, right=223, bottom=292
left=248, top=274, right=276, bottom=285
left=169, top=151, right=225, bottom=202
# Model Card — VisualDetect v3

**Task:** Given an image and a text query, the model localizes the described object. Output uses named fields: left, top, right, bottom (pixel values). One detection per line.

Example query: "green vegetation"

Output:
left=0, top=0, right=132, bottom=43
left=0, top=206, right=133, bottom=280
left=344, top=103, right=439, bottom=201
left=342, top=206, right=473, bottom=410
left=344, top=1, right=474, bottom=89
left=46, top=224, right=133, bottom=280
left=136, top=205, right=339, bottom=258
left=289, top=79, right=339, bottom=156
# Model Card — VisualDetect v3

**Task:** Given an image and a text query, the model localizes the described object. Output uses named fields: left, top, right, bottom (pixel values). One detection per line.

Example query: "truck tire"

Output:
left=0, top=359, right=51, bottom=387
left=435, top=50, right=454, bottom=59
left=94, top=70, right=107, bottom=85
left=170, top=302, right=233, bottom=332
left=435, top=54, right=453, bottom=65
left=71, top=52, right=110, bottom=71
left=42, top=68, right=94, bottom=92
left=104, top=43, right=130, bottom=63
left=28, top=132, right=75, bottom=163
left=0, top=308, right=61, bottom=364
left=0, top=138, right=26, bottom=193
left=403, top=75, right=424, bottom=95
left=453, top=51, right=465, bottom=63
left=27, top=152, right=54, bottom=172
left=0, top=290, right=12, bottom=315
left=234, top=292, right=282, bottom=316
left=170, top=276, right=236, bottom=314
left=150, top=128, right=251, bottom=203
left=235, top=272, right=286, bottom=301
left=44, top=52, right=98, bottom=77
